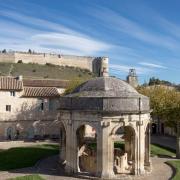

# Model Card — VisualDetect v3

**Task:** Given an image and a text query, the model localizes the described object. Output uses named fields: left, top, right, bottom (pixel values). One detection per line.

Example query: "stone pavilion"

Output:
left=58, top=76, right=151, bottom=179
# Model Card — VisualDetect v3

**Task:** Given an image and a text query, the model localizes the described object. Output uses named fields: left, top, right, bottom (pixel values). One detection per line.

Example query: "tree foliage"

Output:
left=137, top=85, right=180, bottom=127
left=64, top=78, right=86, bottom=95
left=145, top=77, right=172, bottom=86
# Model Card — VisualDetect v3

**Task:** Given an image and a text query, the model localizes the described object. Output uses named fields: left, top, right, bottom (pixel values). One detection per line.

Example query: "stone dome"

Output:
left=59, top=77, right=150, bottom=114
left=67, top=77, right=142, bottom=97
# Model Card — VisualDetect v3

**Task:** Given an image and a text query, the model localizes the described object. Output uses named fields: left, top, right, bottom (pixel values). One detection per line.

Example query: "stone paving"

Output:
left=0, top=140, right=175, bottom=180
left=0, top=155, right=174, bottom=180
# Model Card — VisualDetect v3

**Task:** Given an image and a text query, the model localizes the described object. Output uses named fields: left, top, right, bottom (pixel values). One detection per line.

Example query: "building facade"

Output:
left=0, top=76, right=68, bottom=140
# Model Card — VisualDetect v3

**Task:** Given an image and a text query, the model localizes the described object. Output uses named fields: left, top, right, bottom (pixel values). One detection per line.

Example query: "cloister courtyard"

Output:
left=0, top=137, right=177, bottom=180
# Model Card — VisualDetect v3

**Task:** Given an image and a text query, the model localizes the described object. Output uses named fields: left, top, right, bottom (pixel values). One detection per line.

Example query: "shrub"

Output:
left=64, top=79, right=85, bottom=95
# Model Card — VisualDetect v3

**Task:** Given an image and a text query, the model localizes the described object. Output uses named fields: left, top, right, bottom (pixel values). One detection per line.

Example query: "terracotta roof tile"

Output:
left=23, top=87, right=60, bottom=97
left=0, top=77, right=23, bottom=90
left=23, top=79, right=68, bottom=88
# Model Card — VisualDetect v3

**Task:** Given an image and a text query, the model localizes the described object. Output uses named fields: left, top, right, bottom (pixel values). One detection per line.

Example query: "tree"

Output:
left=2, top=49, right=6, bottom=53
left=28, top=49, right=32, bottom=54
left=148, top=77, right=172, bottom=86
left=138, top=85, right=180, bottom=158
left=64, top=78, right=86, bottom=95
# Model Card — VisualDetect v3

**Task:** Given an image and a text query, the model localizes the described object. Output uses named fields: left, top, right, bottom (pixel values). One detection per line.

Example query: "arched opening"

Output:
left=76, top=124, right=97, bottom=175
left=113, top=126, right=135, bottom=174
left=151, top=123, right=157, bottom=134
left=59, top=123, right=66, bottom=164
left=15, top=123, right=23, bottom=140
left=6, top=127, right=14, bottom=140
left=27, top=126, right=35, bottom=139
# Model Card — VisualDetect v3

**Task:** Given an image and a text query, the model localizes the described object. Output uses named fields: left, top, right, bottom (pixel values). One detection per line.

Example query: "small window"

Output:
left=40, top=102, right=44, bottom=111
left=6, top=105, right=11, bottom=112
left=10, top=91, right=15, bottom=96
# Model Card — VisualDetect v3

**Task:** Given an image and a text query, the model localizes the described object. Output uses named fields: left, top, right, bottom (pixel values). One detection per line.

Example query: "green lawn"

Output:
left=8, top=174, right=44, bottom=180
left=151, top=144, right=175, bottom=157
left=0, top=144, right=59, bottom=171
left=167, top=161, right=180, bottom=180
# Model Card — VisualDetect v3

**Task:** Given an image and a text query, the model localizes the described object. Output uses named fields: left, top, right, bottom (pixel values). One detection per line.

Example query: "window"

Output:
left=6, top=105, right=11, bottom=112
left=10, top=91, right=15, bottom=96
left=40, top=102, right=44, bottom=111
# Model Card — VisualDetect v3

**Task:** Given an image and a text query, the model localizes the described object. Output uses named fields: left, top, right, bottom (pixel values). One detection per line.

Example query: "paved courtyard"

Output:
left=0, top=140, right=175, bottom=180
left=0, top=155, right=174, bottom=180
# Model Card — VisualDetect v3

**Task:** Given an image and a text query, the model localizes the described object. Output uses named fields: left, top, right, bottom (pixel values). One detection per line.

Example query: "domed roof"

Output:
left=66, top=77, right=143, bottom=98
left=60, top=77, right=149, bottom=114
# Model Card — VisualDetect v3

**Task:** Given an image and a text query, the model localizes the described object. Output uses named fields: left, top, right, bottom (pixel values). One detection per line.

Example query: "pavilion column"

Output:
left=139, top=121, right=145, bottom=174
left=144, top=123, right=151, bottom=167
left=96, top=120, right=114, bottom=178
left=134, top=119, right=145, bottom=175
left=65, top=121, right=78, bottom=174
left=59, top=128, right=66, bottom=162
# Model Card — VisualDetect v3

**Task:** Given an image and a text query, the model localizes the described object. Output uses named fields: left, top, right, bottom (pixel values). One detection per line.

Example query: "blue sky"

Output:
left=0, top=0, right=180, bottom=84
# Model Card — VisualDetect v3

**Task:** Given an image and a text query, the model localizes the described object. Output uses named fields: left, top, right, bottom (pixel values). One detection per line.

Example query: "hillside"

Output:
left=0, top=62, right=95, bottom=80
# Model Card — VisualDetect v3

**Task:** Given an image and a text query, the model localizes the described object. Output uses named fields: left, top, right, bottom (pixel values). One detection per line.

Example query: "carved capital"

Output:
left=137, top=120, right=143, bottom=126
left=101, top=121, right=110, bottom=128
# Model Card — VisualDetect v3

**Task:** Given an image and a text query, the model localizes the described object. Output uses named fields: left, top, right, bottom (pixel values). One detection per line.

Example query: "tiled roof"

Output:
left=23, top=87, right=60, bottom=97
left=23, top=79, right=68, bottom=88
left=0, top=77, right=23, bottom=90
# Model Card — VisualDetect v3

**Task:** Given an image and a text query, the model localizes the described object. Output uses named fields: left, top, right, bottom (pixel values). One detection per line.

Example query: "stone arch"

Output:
left=27, top=126, right=35, bottom=139
left=112, top=125, right=136, bottom=175
left=59, top=122, right=66, bottom=163
left=76, top=124, right=97, bottom=175
left=15, top=123, right=23, bottom=139
left=110, top=122, right=137, bottom=135
left=6, top=126, right=14, bottom=140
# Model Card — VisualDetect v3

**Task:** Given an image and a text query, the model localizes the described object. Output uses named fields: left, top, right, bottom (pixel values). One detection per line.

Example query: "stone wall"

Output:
left=0, top=52, right=109, bottom=76
left=0, top=90, right=60, bottom=140
left=0, top=53, right=15, bottom=63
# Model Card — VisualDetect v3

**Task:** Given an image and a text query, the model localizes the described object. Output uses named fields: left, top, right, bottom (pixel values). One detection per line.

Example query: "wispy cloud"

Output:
left=31, top=33, right=110, bottom=54
left=90, top=6, right=180, bottom=52
left=109, top=64, right=153, bottom=75
left=139, top=62, right=167, bottom=69
left=0, top=10, right=112, bottom=55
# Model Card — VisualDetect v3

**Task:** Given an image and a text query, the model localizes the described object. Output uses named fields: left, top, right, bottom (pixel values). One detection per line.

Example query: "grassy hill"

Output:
left=0, top=62, right=95, bottom=80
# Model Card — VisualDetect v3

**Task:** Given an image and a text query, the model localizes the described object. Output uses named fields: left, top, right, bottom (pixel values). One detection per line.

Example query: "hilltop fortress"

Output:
left=0, top=51, right=109, bottom=77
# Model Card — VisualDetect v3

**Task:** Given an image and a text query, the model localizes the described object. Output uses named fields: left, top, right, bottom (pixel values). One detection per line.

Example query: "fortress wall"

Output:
left=14, top=53, right=96, bottom=72
left=0, top=52, right=109, bottom=76
left=59, top=55, right=94, bottom=71
left=0, top=53, right=15, bottom=63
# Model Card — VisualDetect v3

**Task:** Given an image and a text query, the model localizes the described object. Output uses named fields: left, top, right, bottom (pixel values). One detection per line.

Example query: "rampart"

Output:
left=0, top=51, right=109, bottom=76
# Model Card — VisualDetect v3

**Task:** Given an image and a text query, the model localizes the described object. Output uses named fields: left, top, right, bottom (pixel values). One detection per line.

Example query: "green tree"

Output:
left=64, top=78, right=86, bottom=95
left=138, top=85, right=180, bottom=158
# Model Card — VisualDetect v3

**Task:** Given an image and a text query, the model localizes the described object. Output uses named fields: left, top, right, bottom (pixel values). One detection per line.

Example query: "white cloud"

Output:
left=109, top=64, right=153, bottom=75
left=31, top=33, right=110, bottom=54
left=0, top=10, right=112, bottom=55
left=91, top=7, right=180, bottom=51
left=139, top=62, right=167, bottom=69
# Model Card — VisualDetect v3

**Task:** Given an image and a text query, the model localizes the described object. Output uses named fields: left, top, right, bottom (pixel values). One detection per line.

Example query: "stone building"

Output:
left=58, top=76, right=151, bottom=179
left=0, top=76, right=68, bottom=140
left=127, top=69, right=138, bottom=88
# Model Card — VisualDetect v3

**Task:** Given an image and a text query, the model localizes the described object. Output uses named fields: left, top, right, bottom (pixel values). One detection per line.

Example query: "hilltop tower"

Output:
left=127, top=69, right=138, bottom=88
